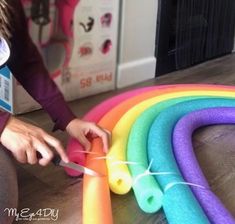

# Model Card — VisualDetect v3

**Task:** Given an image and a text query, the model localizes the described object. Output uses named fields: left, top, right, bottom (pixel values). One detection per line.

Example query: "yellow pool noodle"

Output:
left=107, top=90, right=235, bottom=194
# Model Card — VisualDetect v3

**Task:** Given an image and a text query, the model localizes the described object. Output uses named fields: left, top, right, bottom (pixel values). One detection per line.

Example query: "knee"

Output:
left=0, top=147, right=18, bottom=224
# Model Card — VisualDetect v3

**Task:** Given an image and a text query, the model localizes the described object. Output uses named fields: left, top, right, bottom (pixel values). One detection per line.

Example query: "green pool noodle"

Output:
left=127, top=96, right=207, bottom=213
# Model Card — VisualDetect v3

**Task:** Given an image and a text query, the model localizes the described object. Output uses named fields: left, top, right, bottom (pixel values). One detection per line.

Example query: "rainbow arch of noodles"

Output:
left=65, top=84, right=235, bottom=224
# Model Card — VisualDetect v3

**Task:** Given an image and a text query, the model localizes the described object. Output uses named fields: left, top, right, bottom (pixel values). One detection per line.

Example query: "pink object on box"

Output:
left=55, top=0, right=80, bottom=38
left=101, top=39, right=112, bottom=54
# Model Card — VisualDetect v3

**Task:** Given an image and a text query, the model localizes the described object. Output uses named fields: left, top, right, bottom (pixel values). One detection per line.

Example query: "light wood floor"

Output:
left=13, top=53, right=235, bottom=224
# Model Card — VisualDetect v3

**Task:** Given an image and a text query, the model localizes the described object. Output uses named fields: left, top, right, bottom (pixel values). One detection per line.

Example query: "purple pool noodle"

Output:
left=173, top=107, right=235, bottom=223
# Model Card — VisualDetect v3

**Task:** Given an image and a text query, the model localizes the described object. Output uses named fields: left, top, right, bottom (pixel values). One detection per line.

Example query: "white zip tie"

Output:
left=132, top=171, right=176, bottom=187
left=164, top=181, right=207, bottom=192
left=132, top=158, right=176, bottom=186
left=111, top=160, right=139, bottom=166
left=91, top=156, right=110, bottom=160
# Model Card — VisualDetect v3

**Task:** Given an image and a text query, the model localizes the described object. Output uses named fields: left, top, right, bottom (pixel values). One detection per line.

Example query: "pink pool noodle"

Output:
left=173, top=107, right=235, bottom=223
left=65, top=84, right=235, bottom=176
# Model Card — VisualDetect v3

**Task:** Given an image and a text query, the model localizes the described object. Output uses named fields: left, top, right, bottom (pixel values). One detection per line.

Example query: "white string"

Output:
left=132, top=171, right=176, bottom=187
left=90, top=156, right=110, bottom=160
left=73, top=150, right=100, bottom=155
left=111, top=160, right=139, bottom=166
left=132, top=158, right=176, bottom=186
left=164, top=181, right=207, bottom=192
left=90, top=155, right=139, bottom=167
left=83, top=154, right=208, bottom=192
left=131, top=159, right=206, bottom=192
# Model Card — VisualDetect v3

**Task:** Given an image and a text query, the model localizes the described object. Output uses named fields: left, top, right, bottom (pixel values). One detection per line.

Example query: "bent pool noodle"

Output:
left=148, top=98, right=235, bottom=224
left=173, top=107, right=235, bottom=223
left=83, top=84, right=235, bottom=122
left=65, top=84, right=235, bottom=176
left=108, top=89, right=235, bottom=195
left=83, top=86, right=181, bottom=224
left=82, top=85, right=235, bottom=224
left=83, top=86, right=178, bottom=224
left=128, top=96, right=207, bottom=213
left=82, top=86, right=235, bottom=224
left=85, top=88, right=204, bottom=193
left=66, top=85, right=159, bottom=176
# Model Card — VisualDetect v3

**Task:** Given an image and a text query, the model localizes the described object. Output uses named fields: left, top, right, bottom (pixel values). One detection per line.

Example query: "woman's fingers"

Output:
left=32, top=138, right=54, bottom=166
left=77, top=133, right=91, bottom=151
left=13, top=150, right=27, bottom=164
left=42, top=132, right=69, bottom=163
left=0, top=117, right=68, bottom=166
left=66, top=119, right=111, bottom=153
left=25, top=148, right=37, bottom=165
left=89, top=124, right=111, bottom=153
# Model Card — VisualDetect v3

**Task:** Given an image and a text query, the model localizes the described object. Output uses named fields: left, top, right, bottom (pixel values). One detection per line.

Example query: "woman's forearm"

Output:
left=7, top=0, right=76, bottom=131
left=0, top=110, right=11, bottom=136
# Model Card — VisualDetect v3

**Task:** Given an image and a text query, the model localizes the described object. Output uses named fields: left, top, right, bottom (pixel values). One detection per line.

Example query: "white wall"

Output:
left=233, top=36, right=235, bottom=52
left=117, top=0, right=158, bottom=88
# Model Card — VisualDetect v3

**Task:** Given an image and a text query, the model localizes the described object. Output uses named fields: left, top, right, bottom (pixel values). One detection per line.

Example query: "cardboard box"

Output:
left=0, top=0, right=119, bottom=114
left=58, top=0, right=119, bottom=101
left=0, top=66, right=41, bottom=114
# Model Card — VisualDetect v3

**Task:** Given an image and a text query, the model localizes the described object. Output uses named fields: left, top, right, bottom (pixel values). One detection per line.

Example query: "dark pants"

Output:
left=0, top=146, right=18, bottom=224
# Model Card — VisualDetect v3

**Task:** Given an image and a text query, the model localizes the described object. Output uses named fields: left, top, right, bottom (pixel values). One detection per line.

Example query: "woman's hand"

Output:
left=0, top=117, right=69, bottom=166
left=66, top=118, right=111, bottom=153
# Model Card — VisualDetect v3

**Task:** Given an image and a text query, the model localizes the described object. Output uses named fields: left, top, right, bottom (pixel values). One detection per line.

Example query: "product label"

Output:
left=0, top=66, right=13, bottom=112
left=63, top=61, right=115, bottom=100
